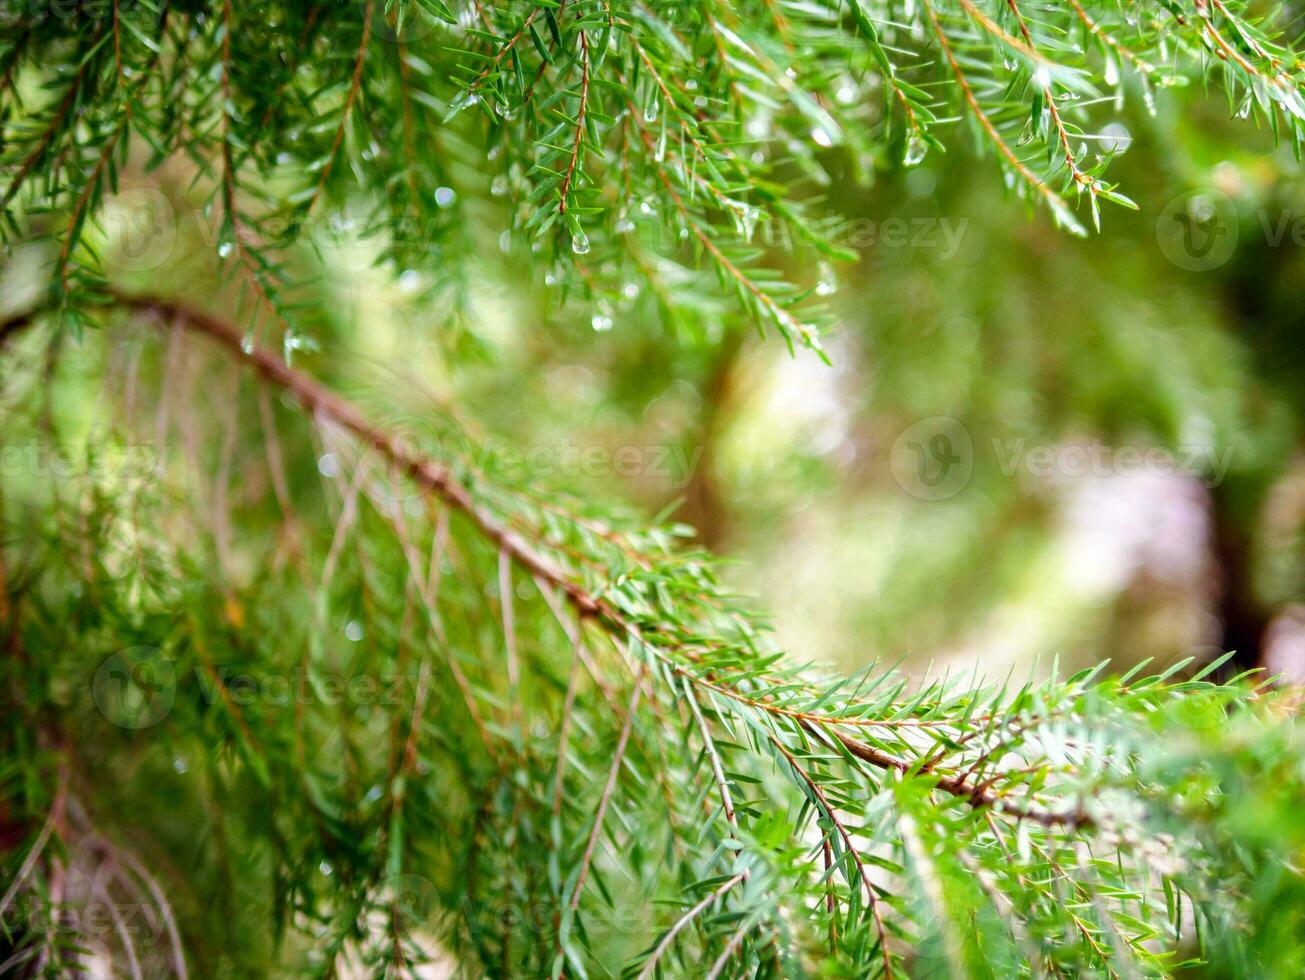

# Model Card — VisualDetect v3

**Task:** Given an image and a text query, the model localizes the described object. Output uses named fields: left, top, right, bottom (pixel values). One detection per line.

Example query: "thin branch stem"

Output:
left=305, top=0, right=373, bottom=217
left=8, top=290, right=1093, bottom=833
left=565, top=666, right=645, bottom=913
left=557, top=30, right=590, bottom=215
left=638, top=872, right=745, bottom=980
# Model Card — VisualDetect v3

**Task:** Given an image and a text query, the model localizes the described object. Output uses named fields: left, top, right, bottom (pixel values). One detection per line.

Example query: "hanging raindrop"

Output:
left=740, top=206, right=759, bottom=242
left=903, top=135, right=927, bottom=167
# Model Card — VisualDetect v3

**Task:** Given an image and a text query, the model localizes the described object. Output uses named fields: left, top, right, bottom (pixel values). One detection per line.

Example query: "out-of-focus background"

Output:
left=421, top=100, right=1305, bottom=686
left=6, top=86, right=1304, bottom=687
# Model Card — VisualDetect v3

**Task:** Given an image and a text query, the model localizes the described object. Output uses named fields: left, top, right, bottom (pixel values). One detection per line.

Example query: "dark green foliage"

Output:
left=2, top=1, right=1305, bottom=977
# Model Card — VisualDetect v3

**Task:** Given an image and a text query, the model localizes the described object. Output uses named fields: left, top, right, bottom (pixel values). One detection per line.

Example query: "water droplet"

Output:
left=903, top=135, right=927, bottom=167
left=815, top=262, right=836, bottom=296
left=344, top=620, right=364, bottom=642
left=740, top=207, right=759, bottom=242
left=836, top=85, right=855, bottom=105
left=1104, top=55, right=1120, bottom=86
left=591, top=313, right=613, bottom=331
left=622, top=281, right=640, bottom=300
left=644, top=99, right=660, bottom=123
left=490, top=175, right=509, bottom=197
left=173, top=757, right=187, bottom=774
left=810, top=127, right=833, bottom=148
left=1101, top=122, right=1132, bottom=155
left=320, top=862, right=333, bottom=876
left=499, top=230, right=512, bottom=253
left=434, top=186, right=456, bottom=207
left=217, top=241, right=233, bottom=258
left=1188, top=195, right=1216, bottom=223
left=240, top=336, right=254, bottom=354
left=571, top=231, right=591, bottom=254
left=398, top=269, right=422, bottom=293
left=317, top=453, right=341, bottom=478
left=639, top=199, right=657, bottom=217
left=615, top=214, right=635, bottom=233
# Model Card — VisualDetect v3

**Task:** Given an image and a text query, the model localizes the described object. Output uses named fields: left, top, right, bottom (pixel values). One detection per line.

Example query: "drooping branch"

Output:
left=0, top=290, right=1095, bottom=837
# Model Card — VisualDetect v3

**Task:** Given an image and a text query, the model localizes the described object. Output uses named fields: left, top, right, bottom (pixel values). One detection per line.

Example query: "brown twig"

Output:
left=305, top=0, right=374, bottom=217
left=1, top=291, right=1093, bottom=832
left=557, top=30, right=590, bottom=216
left=770, top=736, right=894, bottom=977
left=565, top=665, right=645, bottom=915
left=0, top=27, right=106, bottom=210
left=921, top=0, right=1072, bottom=222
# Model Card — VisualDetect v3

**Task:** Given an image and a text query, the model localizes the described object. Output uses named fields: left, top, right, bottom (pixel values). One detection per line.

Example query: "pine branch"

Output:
left=4, top=2, right=1305, bottom=974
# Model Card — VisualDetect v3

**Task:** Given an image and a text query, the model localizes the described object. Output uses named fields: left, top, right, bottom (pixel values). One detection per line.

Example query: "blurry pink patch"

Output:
left=1263, top=605, right=1305, bottom=684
